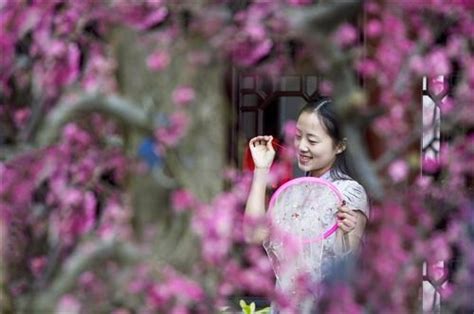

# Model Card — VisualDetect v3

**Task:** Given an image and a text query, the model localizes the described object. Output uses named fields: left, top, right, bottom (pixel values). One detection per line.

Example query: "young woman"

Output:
left=244, top=98, right=369, bottom=310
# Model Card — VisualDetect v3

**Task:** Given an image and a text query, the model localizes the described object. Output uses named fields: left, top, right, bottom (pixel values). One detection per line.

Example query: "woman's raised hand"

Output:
left=249, top=135, right=276, bottom=170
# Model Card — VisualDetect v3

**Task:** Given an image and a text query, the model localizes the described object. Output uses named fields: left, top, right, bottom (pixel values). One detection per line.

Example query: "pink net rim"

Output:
left=268, top=176, right=344, bottom=243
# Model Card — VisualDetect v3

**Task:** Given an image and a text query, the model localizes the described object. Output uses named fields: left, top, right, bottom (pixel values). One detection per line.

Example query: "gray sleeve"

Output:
left=339, top=181, right=370, bottom=219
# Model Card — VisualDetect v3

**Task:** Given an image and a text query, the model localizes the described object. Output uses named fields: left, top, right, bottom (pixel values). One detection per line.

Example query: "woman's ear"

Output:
left=336, top=138, right=347, bottom=154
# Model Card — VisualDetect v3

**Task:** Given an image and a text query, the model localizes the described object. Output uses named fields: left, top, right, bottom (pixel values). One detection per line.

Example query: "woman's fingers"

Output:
left=266, top=136, right=275, bottom=152
left=338, top=219, right=355, bottom=232
left=337, top=209, right=357, bottom=233
left=249, top=135, right=273, bottom=149
left=337, top=204, right=352, bottom=212
left=337, top=216, right=356, bottom=227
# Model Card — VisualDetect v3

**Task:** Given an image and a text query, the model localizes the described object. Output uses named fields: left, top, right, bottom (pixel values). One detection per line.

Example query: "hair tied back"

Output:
left=314, top=99, right=331, bottom=112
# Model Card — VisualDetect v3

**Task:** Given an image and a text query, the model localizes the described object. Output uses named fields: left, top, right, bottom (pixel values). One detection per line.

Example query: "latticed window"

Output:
left=230, top=71, right=323, bottom=174
left=421, top=75, right=449, bottom=313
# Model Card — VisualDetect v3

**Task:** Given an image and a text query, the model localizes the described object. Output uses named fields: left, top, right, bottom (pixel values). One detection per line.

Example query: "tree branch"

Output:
left=37, top=93, right=153, bottom=146
left=287, top=10, right=384, bottom=201
left=374, top=127, right=422, bottom=171
left=29, top=240, right=143, bottom=312
left=344, top=124, right=384, bottom=200
left=286, top=0, right=362, bottom=34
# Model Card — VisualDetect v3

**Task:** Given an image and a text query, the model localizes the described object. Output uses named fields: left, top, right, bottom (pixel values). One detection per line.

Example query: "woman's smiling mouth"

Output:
left=298, top=154, right=312, bottom=164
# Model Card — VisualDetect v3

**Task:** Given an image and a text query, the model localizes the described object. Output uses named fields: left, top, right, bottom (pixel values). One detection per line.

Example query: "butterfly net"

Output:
left=263, top=179, right=341, bottom=294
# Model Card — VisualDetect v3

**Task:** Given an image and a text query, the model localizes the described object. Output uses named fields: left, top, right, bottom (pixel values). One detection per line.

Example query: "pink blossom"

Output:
left=147, top=268, right=204, bottom=309
left=51, top=190, right=97, bottom=245
left=172, top=86, right=196, bottom=107
left=366, top=19, right=382, bottom=38
left=429, top=77, right=446, bottom=96
left=13, top=108, right=31, bottom=129
left=277, top=120, right=296, bottom=162
left=167, top=276, right=204, bottom=302
left=128, top=279, right=147, bottom=294
left=439, top=282, right=454, bottom=299
left=0, top=35, right=15, bottom=82
left=147, top=50, right=170, bottom=72
left=56, top=295, right=81, bottom=314
left=171, top=189, right=196, bottom=213
left=62, top=123, right=92, bottom=148
left=121, top=5, right=169, bottom=31
left=355, top=58, right=378, bottom=78
left=154, top=111, right=190, bottom=147
left=427, top=234, right=451, bottom=262
left=409, top=55, right=426, bottom=75
left=333, top=23, right=358, bottom=47
left=426, top=49, right=451, bottom=76
left=282, top=120, right=297, bottom=140
left=324, top=284, right=363, bottom=314
left=440, top=97, right=454, bottom=114
left=139, top=7, right=168, bottom=30
left=82, top=50, right=117, bottom=92
left=29, top=256, right=47, bottom=278
left=319, top=80, right=333, bottom=95
left=53, top=8, right=80, bottom=36
left=388, top=160, right=409, bottom=182
left=268, top=162, right=291, bottom=187
left=446, top=36, right=463, bottom=57
left=229, top=24, right=273, bottom=67
left=35, top=41, right=80, bottom=96
left=415, top=175, right=433, bottom=189
left=422, top=157, right=440, bottom=174
left=78, top=271, right=95, bottom=291
left=63, top=188, right=82, bottom=207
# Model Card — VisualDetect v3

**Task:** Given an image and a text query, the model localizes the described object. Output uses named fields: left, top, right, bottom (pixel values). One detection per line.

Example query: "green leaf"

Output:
left=255, top=307, right=271, bottom=314
left=240, top=300, right=250, bottom=314
left=239, top=300, right=260, bottom=314
left=250, top=302, right=256, bottom=312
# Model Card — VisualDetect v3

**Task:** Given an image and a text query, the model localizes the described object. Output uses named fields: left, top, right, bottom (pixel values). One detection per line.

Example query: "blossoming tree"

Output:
left=1, top=1, right=473, bottom=313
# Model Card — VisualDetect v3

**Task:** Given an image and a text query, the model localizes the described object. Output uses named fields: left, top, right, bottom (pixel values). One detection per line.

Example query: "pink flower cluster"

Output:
left=146, top=267, right=204, bottom=311
left=147, top=50, right=170, bottom=72
left=171, top=189, right=197, bottom=214
left=154, top=111, right=191, bottom=148
left=114, top=1, right=169, bottom=31
left=224, top=3, right=283, bottom=67
left=0, top=0, right=114, bottom=99
left=172, top=86, right=196, bottom=108
left=332, top=23, right=358, bottom=48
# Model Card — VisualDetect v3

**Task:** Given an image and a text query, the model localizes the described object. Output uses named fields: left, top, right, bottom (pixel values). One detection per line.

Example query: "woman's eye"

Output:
left=309, top=141, right=317, bottom=145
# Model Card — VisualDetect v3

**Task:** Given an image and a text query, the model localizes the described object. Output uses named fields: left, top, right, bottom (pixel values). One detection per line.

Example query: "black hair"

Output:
left=298, top=97, right=355, bottom=181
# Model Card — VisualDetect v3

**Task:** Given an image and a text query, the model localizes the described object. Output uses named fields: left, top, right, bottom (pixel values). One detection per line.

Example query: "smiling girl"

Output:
left=244, top=98, right=370, bottom=311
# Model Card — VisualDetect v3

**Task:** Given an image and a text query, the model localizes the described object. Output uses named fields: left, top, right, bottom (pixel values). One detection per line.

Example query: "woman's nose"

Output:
left=298, top=139, right=308, bottom=152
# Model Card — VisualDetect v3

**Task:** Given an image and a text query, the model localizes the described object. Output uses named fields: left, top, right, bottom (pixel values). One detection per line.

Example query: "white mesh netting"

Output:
left=263, top=179, right=341, bottom=294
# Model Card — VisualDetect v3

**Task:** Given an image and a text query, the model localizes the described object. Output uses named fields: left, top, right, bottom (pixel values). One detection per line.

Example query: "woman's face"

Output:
left=294, top=111, right=342, bottom=177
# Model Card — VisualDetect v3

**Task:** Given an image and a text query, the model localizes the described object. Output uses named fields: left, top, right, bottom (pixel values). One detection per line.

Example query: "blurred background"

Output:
left=1, top=1, right=473, bottom=313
